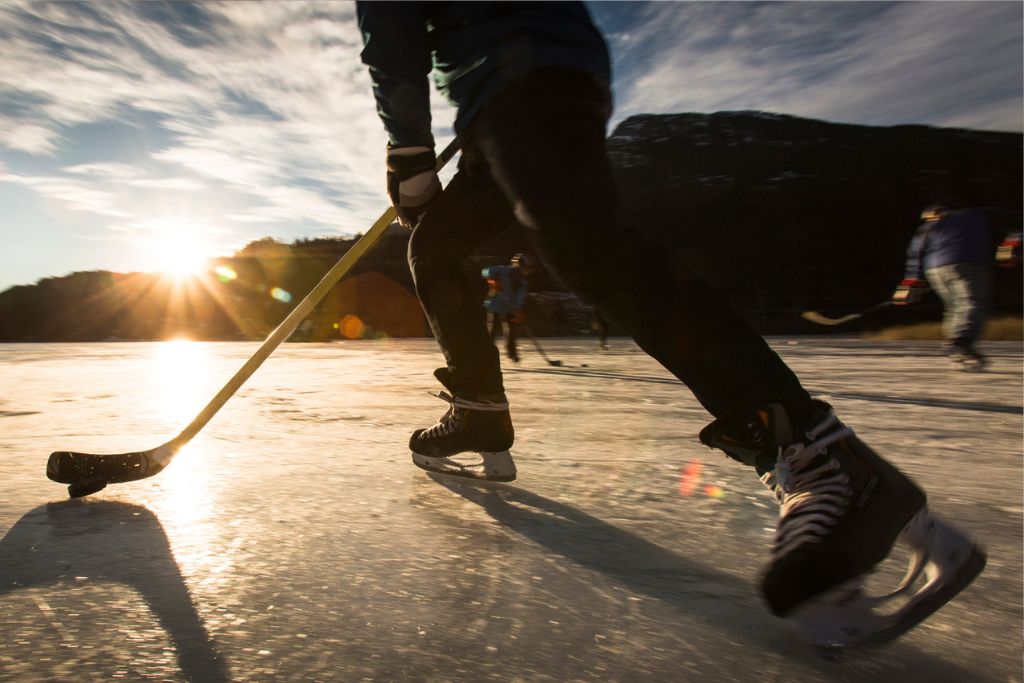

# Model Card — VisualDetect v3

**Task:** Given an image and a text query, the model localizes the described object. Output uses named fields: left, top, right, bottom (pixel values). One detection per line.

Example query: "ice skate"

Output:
left=700, top=400, right=985, bottom=648
left=409, top=369, right=517, bottom=485
left=947, top=343, right=986, bottom=372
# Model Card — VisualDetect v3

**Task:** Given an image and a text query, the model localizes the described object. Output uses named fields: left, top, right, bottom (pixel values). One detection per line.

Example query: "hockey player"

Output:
left=593, top=310, right=611, bottom=350
left=482, top=253, right=536, bottom=363
left=356, top=1, right=985, bottom=646
left=896, top=203, right=996, bottom=370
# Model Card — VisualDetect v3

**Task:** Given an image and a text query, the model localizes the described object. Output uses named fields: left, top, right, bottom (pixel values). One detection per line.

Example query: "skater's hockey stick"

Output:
left=801, top=300, right=895, bottom=326
left=522, top=322, right=562, bottom=367
left=47, top=139, right=461, bottom=498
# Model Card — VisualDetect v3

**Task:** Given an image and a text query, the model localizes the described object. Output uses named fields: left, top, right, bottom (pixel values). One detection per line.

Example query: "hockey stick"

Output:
left=47, top=139, right=461, bottom=498
left=801, top=300, right=895, bottom=327
left=522, top=322, right=562, bottom=367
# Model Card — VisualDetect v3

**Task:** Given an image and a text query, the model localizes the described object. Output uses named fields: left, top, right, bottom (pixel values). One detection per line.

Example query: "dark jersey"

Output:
left=357, top=1, right=611, bottom=147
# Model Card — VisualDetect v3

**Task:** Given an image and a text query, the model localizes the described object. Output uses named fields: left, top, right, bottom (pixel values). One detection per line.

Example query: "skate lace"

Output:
left=421, top=391, right=509, bottom=440
left=761, top=412, right=854, bottom=560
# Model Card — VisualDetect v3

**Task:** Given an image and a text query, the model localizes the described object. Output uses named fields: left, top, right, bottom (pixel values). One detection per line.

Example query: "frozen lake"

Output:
left=1, top=338, right=1021, bottom=682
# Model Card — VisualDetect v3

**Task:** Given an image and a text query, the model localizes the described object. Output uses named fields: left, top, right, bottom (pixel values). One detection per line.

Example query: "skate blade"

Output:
left=411, top=450, right=516, bottom=489
left=425, top=471, right=511, bottom=490
left=798, top=546, right=985, bottom=649
left=950, top=358, right=985, bottom=372
left=796, top=511, right=987, bottom=649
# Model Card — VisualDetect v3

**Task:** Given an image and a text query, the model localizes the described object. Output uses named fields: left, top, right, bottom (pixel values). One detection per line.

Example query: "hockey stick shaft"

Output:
left=522, top=322, right=561, bottom=366
left=171, top=139, right=460, bottom=449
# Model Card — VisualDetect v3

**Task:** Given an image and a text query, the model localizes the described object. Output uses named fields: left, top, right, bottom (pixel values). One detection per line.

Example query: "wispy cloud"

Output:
left=5, top=171, right=133, bottom=218
left=600, top=1, right=1023, bottom=131
left=64, top=162, right=203, bottom=191
left=0, top=123, right=61, bottom=154
left=0, top=1, right=449, bottom=246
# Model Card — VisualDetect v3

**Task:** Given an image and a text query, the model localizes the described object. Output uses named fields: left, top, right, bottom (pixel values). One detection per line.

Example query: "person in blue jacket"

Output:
left=482, top=253, right=535, bottom=362
left=356, top=1, right=985, bottom=640
left=894, top=203, right=996, bottom=369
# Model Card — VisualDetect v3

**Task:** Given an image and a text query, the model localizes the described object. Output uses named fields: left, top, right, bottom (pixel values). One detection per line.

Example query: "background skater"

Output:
left=895, top=202, right=998, bottom=370
left=482, top=253, right=536, bottom=363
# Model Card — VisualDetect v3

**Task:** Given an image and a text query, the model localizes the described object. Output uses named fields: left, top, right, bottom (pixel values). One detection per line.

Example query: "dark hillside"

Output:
left=607, top=112, right=1021, bottom=331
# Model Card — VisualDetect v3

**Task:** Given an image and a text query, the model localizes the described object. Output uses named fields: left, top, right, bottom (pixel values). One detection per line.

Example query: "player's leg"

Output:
left=506, top=315, right=520, bottom=362
left=926, top=265, right=957, bottom=345
left=928, top=264, right=988, bottom=369
left=946, top=262, right=990, bottom=368
left=489, top=311, right=502, bottom=343
left=406, top=165, right=520, bottom=481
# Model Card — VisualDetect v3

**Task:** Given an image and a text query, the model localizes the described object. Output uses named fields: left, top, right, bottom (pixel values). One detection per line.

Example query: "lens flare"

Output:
left=214, top=265, right=237, bottom=282
left=704, top=484, right=725, bottom=499
left=679, top=460, right=702, bottom=497
left=340, top=314, right=366, bottom=339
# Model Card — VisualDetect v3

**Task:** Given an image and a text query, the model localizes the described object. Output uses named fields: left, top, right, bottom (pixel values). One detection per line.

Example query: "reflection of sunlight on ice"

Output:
left=159, top=443, right=211, bottom=525
left=150, top=341, right=215, bottom=530
left=149, top=440, right=231, bottom=580
left=154, top=340, right=209, bottom=425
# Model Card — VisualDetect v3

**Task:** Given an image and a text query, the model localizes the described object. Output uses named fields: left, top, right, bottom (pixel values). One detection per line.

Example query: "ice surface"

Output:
left=0, top=338, right=1021, bottom=682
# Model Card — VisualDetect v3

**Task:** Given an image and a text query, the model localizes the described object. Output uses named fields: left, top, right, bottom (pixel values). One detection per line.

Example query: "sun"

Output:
left=141, top=218, right=215, bottom=279
left=157, top=232, right=209, bottom=279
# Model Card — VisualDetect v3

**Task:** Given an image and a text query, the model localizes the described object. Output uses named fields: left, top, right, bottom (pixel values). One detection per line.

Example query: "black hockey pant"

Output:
left=408, top=69, right=811, bottom=419
left=489, top=313, right=519, bottom=359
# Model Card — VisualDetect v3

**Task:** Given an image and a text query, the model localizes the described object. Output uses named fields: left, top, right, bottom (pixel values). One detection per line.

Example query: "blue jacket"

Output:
left=903, top=208, right=994, bottom=279
left=356, top=1, right=611, bottom=147
left=482, top=266, right=528, bottom=315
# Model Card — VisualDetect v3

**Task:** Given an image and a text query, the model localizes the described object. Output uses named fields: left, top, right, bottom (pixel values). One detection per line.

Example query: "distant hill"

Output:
left=1, top=111, right=1020, bottom=341
left=0, top=231, right=422, bottom=342
left=607, top=111, right=1022, bottom=331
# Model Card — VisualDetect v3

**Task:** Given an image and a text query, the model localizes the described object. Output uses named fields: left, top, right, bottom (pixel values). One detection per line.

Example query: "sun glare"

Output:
left=140, top=218, right=217, bottom=280
left=157, top=232, right=209, bottom=279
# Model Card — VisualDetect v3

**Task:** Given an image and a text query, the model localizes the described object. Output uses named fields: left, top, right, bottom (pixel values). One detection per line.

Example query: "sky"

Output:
left=1, top=1, right=1021, bottom=292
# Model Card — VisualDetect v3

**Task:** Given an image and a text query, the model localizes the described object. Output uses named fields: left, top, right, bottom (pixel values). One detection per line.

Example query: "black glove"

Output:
left=386, top=146, right=440, bottom=228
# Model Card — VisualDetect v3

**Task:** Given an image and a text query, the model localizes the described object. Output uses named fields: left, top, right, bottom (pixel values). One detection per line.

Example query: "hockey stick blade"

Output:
left=48, top=443, right=174, bottom=486
left=47, top=140, right=461, bottom=498
left=801, top=310, right=865, bottom=326
left=802, top=301, right=895, bottom=327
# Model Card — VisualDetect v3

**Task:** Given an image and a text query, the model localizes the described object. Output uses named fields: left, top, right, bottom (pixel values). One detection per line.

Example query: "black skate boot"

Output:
left=700, top=400, right=985, bottom=647
left=409, top=368, right=516, bottom=483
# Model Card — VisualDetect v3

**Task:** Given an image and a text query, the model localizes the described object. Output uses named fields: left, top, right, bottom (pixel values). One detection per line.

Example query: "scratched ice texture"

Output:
left=0, top=338, right=1021, bottom=682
